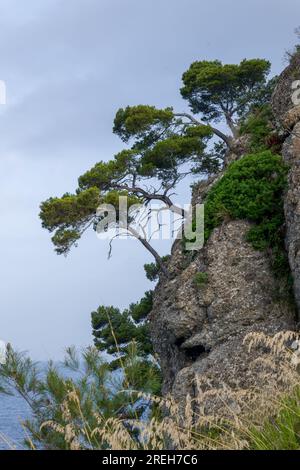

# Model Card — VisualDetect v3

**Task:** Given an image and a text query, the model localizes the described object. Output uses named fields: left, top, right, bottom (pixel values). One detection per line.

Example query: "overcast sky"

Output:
left=0, top=0, right=298, bottom=359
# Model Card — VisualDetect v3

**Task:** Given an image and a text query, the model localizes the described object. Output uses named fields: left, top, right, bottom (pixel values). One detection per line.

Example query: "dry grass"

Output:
left=40, top=330, right=300, bottom=450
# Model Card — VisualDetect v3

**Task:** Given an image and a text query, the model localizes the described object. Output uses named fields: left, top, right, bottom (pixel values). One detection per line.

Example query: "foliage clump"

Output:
left=1, top=330, right=299, bottom=450
left=193, top=272, right=208, bottom=287
left=181, top=59, right=271, bottom=124
left=91, top=291, right=153, bottom=358
left=91, top=290, right=161, bottom=392
left=144, top=255, right=171, bottom=282
left=250, top=386, right=300, bottom=450
left=39, top=57, right=275, bottom=268
left=203, top=151, right=289, bottom=279
left=40, top=187, right=141, bottom=255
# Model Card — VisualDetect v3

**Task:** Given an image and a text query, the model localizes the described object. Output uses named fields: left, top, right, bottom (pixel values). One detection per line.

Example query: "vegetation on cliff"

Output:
left=91, top=290, right=162, bottom=393
left=203, top=151, right=289, bottom=279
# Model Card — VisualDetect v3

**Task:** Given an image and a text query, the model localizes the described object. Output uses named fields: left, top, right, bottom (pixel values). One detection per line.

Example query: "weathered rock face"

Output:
left=273, top=51, right=300, bottom=314
left=150, top=219, right=295, bottom=398
left=282, top=124, right=300, bottom=312
left=272, top=51, right=300, bottom=129
left=149, top=54, right=300, bottom=405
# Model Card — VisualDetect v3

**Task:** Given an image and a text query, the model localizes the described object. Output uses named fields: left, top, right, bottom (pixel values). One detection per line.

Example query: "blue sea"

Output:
left=0, top=393, right=31, bottom=450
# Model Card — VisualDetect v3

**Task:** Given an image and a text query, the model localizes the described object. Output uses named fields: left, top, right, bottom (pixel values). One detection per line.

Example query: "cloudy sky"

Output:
left=0, top=0, right=298, bottom=359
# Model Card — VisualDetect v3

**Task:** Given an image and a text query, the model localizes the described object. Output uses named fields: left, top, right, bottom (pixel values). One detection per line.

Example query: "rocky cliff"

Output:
left=149, top=53, right=300, bottom=408
left=272, top=51, right=300, bottom=313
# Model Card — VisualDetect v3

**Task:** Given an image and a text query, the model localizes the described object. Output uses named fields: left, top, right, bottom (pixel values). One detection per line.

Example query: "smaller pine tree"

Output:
left=91, top=290, right=161, bottom=392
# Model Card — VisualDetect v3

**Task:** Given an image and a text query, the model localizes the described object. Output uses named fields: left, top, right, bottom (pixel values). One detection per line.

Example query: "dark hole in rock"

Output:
left=174, top=336, right=186, bottom=348
left=184, top=344, right=210, bottom=361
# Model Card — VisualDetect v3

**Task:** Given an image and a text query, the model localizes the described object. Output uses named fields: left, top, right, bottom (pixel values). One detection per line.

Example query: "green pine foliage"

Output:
left=1, top=346, right=299, bottom=450
left=40, top=187, right=100, bottom=231
left=144, top=255, right=171, bottom=281
left=181, top=59, right=271, bottom=120
left=91, top=291, right=153, bottom=358
left=141, top=131, right=213, bottom=173
left=0, top=345, right=161, bottom=449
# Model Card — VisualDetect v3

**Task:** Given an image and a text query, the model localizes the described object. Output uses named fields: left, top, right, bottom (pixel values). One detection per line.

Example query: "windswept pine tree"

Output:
left=39, top=59, right=274, bottom=274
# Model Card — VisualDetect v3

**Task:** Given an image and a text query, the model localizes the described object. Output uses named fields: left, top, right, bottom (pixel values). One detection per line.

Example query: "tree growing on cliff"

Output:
left=40, top=58, right=273, bottom=273
left=91, top=291, right=153, bottom=357
left=180, top=58, right=272, bottom=140
left=91, top=290, right=161, bottom=394
left=285, top=27, right=300, bottom=61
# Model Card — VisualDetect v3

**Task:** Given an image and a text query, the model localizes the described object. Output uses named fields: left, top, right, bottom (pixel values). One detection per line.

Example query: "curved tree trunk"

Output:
left=127, top=225, right=169, bottom=277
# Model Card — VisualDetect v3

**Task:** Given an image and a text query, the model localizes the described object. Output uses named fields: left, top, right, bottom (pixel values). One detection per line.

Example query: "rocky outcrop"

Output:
left=149, top=54, right=300, bottom=408
left=272, top=50, right=300, bottom=314
left=272, top=51, right=300, bottom=130
left=150, top=218, right=295, bottom=399
left=282, top=125, right=300, bottom=312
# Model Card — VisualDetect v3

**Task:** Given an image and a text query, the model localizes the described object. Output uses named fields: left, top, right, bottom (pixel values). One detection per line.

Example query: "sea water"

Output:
left=0, top=393, right=31, bottom=450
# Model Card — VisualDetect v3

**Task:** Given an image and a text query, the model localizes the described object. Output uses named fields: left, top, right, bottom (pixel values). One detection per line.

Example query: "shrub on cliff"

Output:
left=203, top=150, right=289, bottom=279
left=239, top=104, right=277, bottom=152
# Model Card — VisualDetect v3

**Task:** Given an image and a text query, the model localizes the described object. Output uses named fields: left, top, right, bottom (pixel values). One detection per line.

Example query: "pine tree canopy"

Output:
left=91, top=291, right=154, bottom=361
left=181, top=59, right=271, bottom=124
left=39, top=57, right=275, bottom=270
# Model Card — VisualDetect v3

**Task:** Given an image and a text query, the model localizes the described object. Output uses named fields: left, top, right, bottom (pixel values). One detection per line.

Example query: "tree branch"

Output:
left=219, top=104, right=239, bottom=139
left=126, top=225, right=169, bottom=278
left=174, top=112, right=233, bottom=149
left=113, top=183, right=186, bottom=217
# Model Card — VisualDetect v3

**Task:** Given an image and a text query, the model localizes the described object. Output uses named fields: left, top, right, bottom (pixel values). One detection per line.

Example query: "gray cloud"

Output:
left=0, top=0, right=298, bottom=358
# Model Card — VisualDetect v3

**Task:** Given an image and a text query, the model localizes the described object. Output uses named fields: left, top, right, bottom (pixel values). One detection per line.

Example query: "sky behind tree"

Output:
left=0, top=0, right=298, bottom=359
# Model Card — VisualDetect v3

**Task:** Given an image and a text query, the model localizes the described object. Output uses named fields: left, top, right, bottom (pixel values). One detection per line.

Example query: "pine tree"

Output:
left=39, top=58, right=273, bottom=274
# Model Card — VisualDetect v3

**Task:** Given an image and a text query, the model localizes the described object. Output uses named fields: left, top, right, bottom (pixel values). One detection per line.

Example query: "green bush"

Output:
left=240, top=105, right=274, bottom=152
left=203, top=151, right=290, bottom=279
left=193, top=272, right=208, bottom=287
